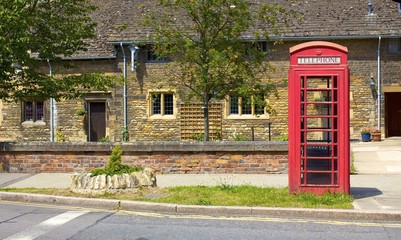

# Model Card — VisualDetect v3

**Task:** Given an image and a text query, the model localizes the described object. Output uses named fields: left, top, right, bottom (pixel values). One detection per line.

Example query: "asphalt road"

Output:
left=1, top=201, right=401, bottom=240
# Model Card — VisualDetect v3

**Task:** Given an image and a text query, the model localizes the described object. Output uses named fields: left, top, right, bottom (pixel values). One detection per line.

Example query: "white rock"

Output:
left=112, top=175, right=120, bottom=189
left=89, top=176, right=96, bottom=189
left=106, top=175, right=112, bottom=189
left=123, top=174, right=131, bottom=188
left=99, top=174, right=107, bottom=189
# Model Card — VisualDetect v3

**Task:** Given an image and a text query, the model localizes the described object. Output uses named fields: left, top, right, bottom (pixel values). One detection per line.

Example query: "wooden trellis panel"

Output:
left=180, top=103, right=222, bottom=141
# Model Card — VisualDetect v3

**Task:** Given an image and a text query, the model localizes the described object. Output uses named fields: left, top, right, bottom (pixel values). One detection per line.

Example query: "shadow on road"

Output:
left=351, top=187, right=382, bottom=199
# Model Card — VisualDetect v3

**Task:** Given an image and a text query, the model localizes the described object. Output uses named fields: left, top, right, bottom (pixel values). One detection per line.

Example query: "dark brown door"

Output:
left=386, top=92, right=401, bottom=137
left=89, top=102, right=106, bottom=141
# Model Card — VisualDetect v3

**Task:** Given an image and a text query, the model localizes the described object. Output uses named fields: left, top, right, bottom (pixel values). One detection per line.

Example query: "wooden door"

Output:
left=89, top=102, right=106, bottom=141
left=386, top=92, right=401, bottom=137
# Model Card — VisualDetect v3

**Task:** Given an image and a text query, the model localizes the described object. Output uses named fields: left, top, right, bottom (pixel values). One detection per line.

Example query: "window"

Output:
left=229, top=96, right=239, bottom=114
left=23, top=101, right=44, bottom=122
left=228, top=96, right=265, bottom=116
left=150, top=93, right=174, bottom=116
left=387, top=38, right=401, bottom=53
left=146, top=45, right=170, bottom=62
left=244, top=41, right=268, bottom=56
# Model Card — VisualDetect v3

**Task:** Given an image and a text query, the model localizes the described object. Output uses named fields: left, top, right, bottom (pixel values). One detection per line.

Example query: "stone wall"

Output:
left=0, top=39, right=400, bottom=142
left=0, top=142, right=288, bottom=174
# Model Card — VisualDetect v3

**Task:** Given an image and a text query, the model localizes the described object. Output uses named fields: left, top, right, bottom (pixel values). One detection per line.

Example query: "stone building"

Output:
left=1, top=0, right=401, bottom=142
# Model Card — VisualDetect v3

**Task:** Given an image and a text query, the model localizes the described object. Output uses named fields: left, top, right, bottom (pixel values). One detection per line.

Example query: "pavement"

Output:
left=0, top=138, right=401, bottom=221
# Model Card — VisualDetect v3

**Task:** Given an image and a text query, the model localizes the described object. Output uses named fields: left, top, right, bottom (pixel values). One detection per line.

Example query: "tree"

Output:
left=0, top=0, right=117, bottom=101
left=143, top=0, right=295, bottom=141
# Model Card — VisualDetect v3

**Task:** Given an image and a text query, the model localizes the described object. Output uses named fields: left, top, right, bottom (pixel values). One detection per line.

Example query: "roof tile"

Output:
left=79, top=0, right=401, bottom=57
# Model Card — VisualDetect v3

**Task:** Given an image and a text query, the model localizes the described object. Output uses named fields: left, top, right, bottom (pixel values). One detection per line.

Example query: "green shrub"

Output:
left=91, top=145, right=142, bottom=176
left=192, top=129, right=221, bottom=141
left=56, top=129, right=65, bottom=142
left=98, top=136, right=110, bottom=142
left=233, top=133, right=247, bottom=141
left=274, top=135, right=288, bottom=141
left=350, top=151, right=358, bottom=175
left=122, top=127, right=129, bottom=142
left=75, top=109, right=87, bottom=116
left=193, top=133, right=204, bottom=141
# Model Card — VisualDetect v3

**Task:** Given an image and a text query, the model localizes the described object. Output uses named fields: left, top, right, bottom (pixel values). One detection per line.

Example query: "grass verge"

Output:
left=0, top=185, right=353, bottom=209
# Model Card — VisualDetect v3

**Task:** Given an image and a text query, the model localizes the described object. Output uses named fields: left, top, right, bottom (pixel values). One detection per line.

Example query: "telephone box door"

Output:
left=288, top=42, right=350, bottom=195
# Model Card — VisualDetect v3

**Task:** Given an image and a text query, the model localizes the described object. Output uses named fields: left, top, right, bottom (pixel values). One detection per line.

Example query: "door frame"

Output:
left=385, top=92, right=401, bottom=137
left=87, top=101, right=107, bottom=142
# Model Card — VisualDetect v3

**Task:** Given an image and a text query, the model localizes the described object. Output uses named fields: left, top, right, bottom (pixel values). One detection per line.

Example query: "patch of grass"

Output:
left=0, top=185, right=353, bottom=209
left=147, top=186, right=353, bottom=209
left=350, top=151, right=358, bottom=175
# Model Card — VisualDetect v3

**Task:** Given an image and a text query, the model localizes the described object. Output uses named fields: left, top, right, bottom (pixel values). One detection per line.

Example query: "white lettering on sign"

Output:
left=297, top=57, right=341, bottom=65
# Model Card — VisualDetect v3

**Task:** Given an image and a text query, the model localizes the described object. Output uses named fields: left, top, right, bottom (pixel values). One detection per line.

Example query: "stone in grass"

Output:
left=71, top=144, right=156, bottom=192
left=99, top=174, right=107, bottom=190
left=71, top=168, right=157, bottom=191
left=71, top=168, right=157, bottom=192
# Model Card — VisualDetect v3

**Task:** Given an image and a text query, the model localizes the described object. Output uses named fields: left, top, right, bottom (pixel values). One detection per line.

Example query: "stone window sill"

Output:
left=149, top=115, right=176, bottom=120
left=21, top=120, right=46, bottom=127
left=225, top=115, right=269, bottom=120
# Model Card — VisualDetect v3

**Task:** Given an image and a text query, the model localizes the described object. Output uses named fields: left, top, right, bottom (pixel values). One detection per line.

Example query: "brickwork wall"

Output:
left=0, top=142, right=288, bottom=174
left=1, top=39, right=400, bottom=141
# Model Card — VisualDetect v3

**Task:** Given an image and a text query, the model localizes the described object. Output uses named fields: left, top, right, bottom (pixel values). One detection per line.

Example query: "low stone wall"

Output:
left=0, top=142, right=288, bottom=174
left=70, top=168, right=157, bottom=193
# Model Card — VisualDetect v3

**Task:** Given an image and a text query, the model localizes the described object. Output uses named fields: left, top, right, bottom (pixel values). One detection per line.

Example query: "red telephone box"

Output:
left=288, top=41, right=350, bottom=195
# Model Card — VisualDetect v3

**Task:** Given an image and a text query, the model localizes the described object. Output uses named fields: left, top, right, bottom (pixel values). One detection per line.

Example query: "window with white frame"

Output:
left=150, top=93, right=174, bottom=116
left=387, top=38, right=401, bottom=53
left=228, top=95, right=265, bottom=116
left=22, top=101, right=45, bottom=122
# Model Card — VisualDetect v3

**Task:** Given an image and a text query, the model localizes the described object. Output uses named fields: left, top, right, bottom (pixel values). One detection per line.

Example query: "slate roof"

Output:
left=79, top=0, right=401, bottom=58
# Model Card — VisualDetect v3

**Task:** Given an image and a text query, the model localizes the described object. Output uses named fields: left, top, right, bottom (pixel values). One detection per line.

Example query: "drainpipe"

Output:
left=377, top=36, right=382, bottom=131
left=120, top=43, right=128, bottom=139
left=128, top=45, right=139, bottom=72
left=47, top=59, right=55, bottom=142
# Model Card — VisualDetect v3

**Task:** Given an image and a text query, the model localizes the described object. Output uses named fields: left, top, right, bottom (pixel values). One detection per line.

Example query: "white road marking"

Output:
left=4, top=211, right=88, bottom=240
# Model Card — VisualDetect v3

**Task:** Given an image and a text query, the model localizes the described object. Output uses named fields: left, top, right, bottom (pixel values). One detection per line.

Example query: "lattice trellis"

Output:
left=180, top=102, right=222, bottom=141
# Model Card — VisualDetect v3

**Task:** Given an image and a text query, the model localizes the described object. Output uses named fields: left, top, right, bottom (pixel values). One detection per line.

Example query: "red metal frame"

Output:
left=288, top=42, right=350, bottom=195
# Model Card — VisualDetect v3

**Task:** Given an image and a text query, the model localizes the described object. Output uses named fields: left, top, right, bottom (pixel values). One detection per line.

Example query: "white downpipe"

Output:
left=377, top=36, right=382, bottom=130
left=120, top=43, right=128, bottom=136
left=128, top=45, right=139, bottom=72
left=48, top=59, right=55, bottom=142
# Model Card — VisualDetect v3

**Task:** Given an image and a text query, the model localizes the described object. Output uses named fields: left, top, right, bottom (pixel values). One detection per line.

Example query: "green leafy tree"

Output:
left=0, top=0, right=117, bottom=101
left=143, top=0, right=295, bottom=141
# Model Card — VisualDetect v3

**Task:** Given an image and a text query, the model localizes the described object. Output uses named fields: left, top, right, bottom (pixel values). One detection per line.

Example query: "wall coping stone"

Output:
left=0, top=141, right=288, bottom=153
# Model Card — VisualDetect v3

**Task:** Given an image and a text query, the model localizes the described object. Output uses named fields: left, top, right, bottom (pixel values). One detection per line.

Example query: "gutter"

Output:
left=242, top=34, right=401, bottom=42
left=107, top=35, right=401, bottom=47
left=62, top=55, right=116, bottom=60
left=108, top=35, right=401, bottom=44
